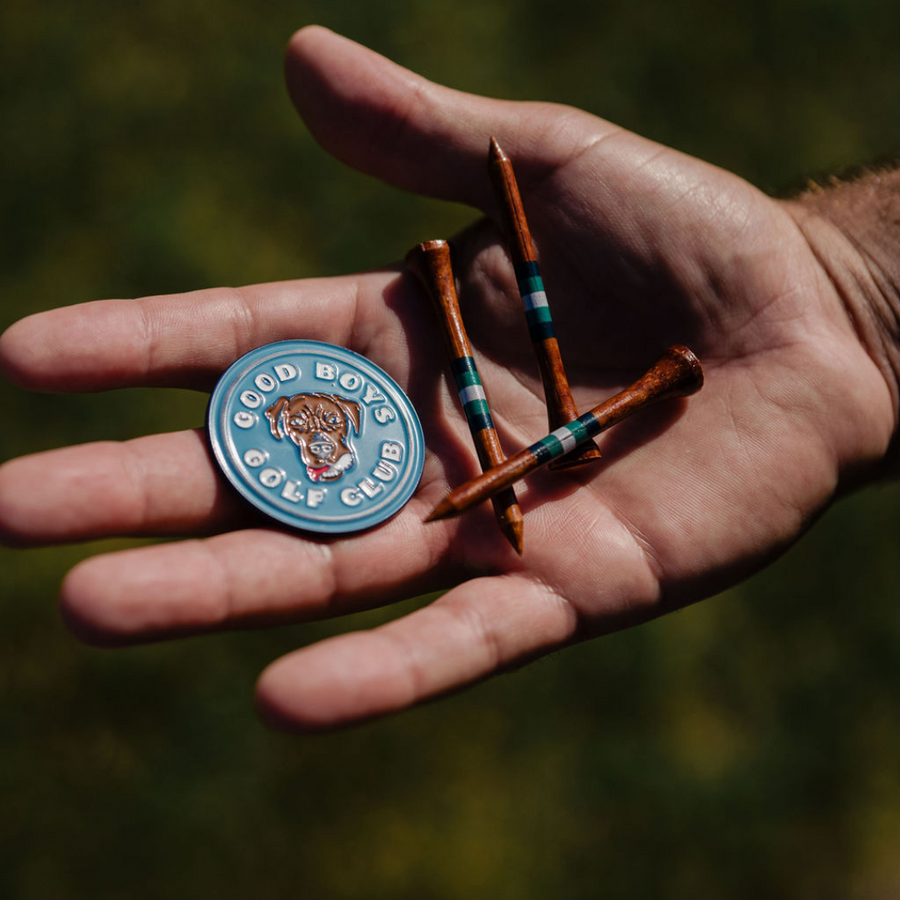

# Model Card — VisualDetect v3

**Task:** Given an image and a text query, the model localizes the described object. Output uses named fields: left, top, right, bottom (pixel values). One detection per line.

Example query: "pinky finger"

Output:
left=254, top=574, right=579, bottom=732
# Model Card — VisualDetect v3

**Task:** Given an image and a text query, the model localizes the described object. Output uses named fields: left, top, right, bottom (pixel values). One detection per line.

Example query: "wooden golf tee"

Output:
left=426, top=345, right=704, bottom=522
left=488, top=136, right=602, bottom=469
left=406, top=239, right=525, bottom=554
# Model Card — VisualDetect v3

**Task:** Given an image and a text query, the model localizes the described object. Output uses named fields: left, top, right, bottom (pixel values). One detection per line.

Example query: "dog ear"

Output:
left=334, top=397, right=361, bottom=435
left=265, top=396, right=290, bottom=440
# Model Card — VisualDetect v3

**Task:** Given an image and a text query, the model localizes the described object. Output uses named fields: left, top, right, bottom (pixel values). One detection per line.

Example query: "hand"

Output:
left=0, top=27, right=894, bottom=730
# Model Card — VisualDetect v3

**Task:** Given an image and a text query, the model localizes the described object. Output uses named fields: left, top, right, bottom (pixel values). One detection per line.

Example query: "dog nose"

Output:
left=309, top=433, right=335, bottom=458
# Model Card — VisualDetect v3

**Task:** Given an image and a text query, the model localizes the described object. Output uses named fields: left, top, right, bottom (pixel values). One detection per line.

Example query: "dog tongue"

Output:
left=307, top=465, right=330, bottom=482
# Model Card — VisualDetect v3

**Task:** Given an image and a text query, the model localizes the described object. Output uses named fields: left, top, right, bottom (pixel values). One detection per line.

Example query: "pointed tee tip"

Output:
left=424, top=498, right=453, bottom=522
left=488, top=136, right=508, bottom=161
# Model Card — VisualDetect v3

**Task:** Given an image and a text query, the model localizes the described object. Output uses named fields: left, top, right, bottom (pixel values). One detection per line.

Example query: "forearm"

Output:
left=784, top=170, right=900, bottom=474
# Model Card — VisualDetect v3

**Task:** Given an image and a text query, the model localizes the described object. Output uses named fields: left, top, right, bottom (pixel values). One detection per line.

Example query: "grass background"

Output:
left=2, top=1, right=900, bottom=897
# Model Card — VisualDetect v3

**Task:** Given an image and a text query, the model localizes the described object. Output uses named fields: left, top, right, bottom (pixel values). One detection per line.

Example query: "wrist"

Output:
left=783, top=172, right=900, bottom=477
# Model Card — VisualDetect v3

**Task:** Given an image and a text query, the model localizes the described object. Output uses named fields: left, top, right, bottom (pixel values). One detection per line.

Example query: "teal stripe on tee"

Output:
left=450, top=356, right=481, bottom=390
left=514, top=260, right=541, bottom=280
left=463, top=398, right=493, bottom=432
left=529, top=434, right=563, bottom=464
left=516, top=274, right=545, bottom=297
left=528, top=411, right=601, bottom=463
left=527, top=318, right=555, bottom=342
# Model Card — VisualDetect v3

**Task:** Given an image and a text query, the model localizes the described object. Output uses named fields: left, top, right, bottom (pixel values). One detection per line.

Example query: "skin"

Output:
left=0, top=26, right=897, bottom=731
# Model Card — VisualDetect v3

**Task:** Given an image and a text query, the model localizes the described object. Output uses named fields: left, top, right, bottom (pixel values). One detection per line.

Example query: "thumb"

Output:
left=284, top=26, right=617, bottom=209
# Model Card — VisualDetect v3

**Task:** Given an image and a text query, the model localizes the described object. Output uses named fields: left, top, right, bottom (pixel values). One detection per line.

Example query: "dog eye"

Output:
left=289, top=417, right=305, bottom=427
left=324, top=414, right=340, bottom=426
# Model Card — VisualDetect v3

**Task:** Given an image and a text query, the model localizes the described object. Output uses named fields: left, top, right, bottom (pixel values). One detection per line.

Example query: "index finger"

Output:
left=0, top=270, right=406, bottom=393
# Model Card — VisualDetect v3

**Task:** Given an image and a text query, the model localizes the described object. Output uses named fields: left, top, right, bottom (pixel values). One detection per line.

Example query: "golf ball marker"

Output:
left=208, top=341, right=424, bottom=534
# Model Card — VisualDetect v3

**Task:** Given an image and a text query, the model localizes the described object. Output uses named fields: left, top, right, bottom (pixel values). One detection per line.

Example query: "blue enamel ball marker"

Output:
left=208, top=341, right=425, bottom=534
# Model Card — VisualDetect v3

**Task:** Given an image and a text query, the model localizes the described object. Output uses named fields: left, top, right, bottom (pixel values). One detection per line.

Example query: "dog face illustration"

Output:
left=265, top=392, right=362, bottom=482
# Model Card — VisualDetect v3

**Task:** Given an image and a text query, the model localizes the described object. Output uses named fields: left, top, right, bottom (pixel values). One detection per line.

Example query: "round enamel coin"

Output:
left=208, top=340, right=424, bottom=534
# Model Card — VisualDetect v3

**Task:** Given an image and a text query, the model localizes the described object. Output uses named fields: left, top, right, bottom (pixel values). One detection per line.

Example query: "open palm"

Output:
left=0, top=27, right=892, bottom=729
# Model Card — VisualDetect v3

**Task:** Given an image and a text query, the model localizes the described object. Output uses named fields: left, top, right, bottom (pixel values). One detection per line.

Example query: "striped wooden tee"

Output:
left=514, top=260, right=555, bottom=343
left=528, top=410, right=601, bottom=465
left=450, top=356, right=494, bottom=433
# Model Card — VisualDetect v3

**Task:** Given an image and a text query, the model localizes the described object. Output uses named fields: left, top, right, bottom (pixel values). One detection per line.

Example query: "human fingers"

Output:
left=58, top=502, right=457, bottom=646
left=0, top=270, right=404, bottom=392
left=255, top=573, right=580, bottom=731
left=0, top=430, right=251, bottom=546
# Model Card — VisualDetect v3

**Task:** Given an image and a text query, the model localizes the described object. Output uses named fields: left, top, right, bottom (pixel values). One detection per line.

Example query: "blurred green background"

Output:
left=2, top=1, right=900, bottom=897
